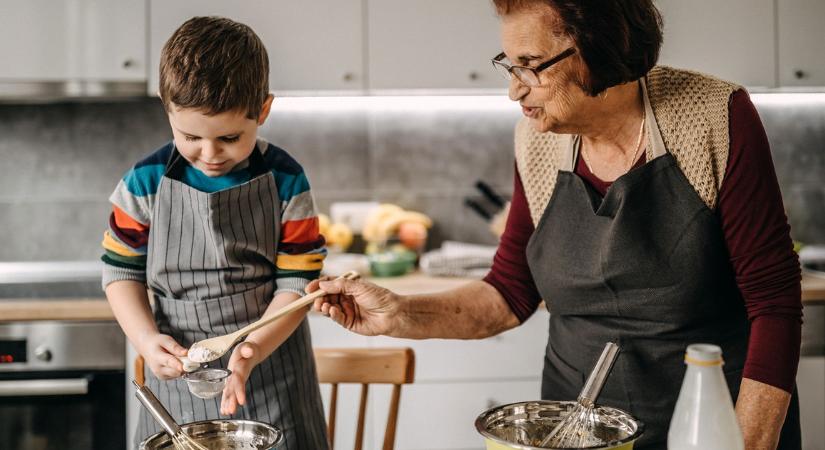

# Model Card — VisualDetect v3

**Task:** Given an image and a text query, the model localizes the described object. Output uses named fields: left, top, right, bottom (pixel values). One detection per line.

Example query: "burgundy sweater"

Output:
left=484, top=90, right=802, bottom=393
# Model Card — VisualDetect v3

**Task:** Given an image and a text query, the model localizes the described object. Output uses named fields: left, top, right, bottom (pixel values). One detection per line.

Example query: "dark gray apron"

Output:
left=136, top=144, right=329, bottom=450
left=526, top=80, right=800, bottom=449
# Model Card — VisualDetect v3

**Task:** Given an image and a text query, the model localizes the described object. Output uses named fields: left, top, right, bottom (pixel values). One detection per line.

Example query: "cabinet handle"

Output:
left=468, top=71, right=480, bottom=81
left=794, top=69, right=806, bottom=80
left=122, top=59, right=135, bottom=69
left=342, top=72, right=355, bottom=82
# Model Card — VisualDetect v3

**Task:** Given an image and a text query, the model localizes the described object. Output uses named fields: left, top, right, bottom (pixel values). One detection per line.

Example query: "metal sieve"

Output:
left=182, top=368, right=231, bottom=399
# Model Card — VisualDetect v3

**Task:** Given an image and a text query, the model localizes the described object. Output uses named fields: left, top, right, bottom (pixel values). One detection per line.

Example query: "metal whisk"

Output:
left=133, top=380, right=209, bottom=450
left=540, top=342, right=620, bottom=448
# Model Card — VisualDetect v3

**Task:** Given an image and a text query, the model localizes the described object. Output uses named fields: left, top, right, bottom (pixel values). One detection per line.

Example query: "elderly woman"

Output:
left=309, top=1, right=802, bottom=448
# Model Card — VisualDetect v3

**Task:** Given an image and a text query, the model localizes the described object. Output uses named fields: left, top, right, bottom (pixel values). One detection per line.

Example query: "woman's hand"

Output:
left=307, top=276, right=400, bottom=336
left=138, top=333, right=188, bottom=380
left=221, top=342, right=261, bottom=416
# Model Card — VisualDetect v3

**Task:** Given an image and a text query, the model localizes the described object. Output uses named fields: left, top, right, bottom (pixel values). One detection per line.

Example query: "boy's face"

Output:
left=167, top=95, right=273, bottom=177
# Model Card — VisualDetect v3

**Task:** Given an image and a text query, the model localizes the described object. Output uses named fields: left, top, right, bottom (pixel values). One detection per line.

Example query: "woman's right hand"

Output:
left=307, top=276, right=400, bottom=336
left=138, top=333, right=188, bottom=380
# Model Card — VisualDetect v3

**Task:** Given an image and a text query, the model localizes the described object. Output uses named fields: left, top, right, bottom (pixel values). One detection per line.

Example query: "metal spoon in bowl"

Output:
left=132, top=380, right=209, bottom=450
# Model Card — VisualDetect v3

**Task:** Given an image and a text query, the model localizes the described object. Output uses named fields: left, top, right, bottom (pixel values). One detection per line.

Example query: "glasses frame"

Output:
left=492, top=47, right=576, bottom=87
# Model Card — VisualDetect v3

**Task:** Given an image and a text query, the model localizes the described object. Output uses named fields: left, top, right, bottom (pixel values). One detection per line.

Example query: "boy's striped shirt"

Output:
left=102, top=139, right=325, bottom=296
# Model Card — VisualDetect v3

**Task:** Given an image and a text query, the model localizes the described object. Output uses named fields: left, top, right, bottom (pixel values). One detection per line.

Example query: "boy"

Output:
left=102, top=16, right=329, bottom=449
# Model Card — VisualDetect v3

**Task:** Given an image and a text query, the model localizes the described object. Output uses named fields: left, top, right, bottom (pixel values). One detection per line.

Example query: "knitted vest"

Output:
left=514, top=66, right=741, bottom=226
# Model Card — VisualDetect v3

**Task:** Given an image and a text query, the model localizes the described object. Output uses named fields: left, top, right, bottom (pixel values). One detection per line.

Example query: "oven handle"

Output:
left=0, top=378, right=89, bottom=397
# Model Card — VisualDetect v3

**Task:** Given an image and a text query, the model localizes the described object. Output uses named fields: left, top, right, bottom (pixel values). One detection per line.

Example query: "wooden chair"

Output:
left=314, top=348, right=415, bottom=450
left=135, top=355, right=145, bottom=386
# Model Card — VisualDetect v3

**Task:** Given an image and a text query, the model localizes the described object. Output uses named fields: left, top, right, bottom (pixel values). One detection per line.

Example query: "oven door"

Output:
left=0, top=370, right=125, bottom=450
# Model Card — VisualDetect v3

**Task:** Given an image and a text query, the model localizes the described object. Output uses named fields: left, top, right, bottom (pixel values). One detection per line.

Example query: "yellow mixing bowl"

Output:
left=475, top=400, right=644, bottom=450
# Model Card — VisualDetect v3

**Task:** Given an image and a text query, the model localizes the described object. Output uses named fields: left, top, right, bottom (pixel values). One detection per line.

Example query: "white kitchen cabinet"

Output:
left=0, top=0, right=146, bottom=81
left=778, top=0, right=825, bottom=87
left=309, top=306, right=550, bottom=450
left=655, top=0, right=776, bottom=88
left=367, top=0, right=506, bottom=91
left=369, top=379, right=541, bottom=450
left=148, top=0, right=364, bottom=95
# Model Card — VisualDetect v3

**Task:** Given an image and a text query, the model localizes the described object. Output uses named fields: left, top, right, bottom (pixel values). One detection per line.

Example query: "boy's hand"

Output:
left=221, top=342, right=261, bottom=416
left=139, top=333, right=188, bottom=380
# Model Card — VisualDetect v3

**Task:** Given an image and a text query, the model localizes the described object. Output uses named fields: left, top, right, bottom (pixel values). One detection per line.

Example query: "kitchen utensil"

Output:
left=476, top=180, right=507, bottom=209
left=540, top=342, right=621, bottom=448
left=188, top=271, right=361, bottom=363
left=183, top=368, right=231, bottom=399
left=179, top=356, right=202, bottom=373
left=475, top=400, right=643, bottom=450
left=140, top=419, right=283, bottom=450
left=133, top=380, right=209, bottom=450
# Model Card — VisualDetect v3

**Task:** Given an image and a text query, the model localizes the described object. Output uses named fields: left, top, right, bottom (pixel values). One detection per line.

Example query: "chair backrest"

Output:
left=314, top=347, right=415, bottom=450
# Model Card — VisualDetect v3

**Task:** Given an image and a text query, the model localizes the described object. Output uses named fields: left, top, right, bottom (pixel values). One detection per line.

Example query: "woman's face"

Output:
left=500, top=6, right=588, bottom=133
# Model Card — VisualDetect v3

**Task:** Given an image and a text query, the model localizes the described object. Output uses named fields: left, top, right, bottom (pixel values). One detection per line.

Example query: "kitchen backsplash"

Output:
left=0, top=93, right=823, bottom=261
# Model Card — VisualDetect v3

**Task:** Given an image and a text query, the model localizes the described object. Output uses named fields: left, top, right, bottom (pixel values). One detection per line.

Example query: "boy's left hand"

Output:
left=220, top=341, right=261, bottom=416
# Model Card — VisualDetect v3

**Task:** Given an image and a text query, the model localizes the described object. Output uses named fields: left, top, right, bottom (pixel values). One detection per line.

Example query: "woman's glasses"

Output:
left=491, top=48, right=576, bottom=87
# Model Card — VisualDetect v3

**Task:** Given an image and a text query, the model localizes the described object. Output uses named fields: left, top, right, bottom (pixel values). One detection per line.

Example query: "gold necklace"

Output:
left=582, top=110, right=646, bottom=175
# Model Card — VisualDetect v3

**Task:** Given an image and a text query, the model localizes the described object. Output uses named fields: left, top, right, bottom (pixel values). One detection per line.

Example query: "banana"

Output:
left=362, top=204, right=404, bottom=241
left=375, top=211, right=432, bottom=240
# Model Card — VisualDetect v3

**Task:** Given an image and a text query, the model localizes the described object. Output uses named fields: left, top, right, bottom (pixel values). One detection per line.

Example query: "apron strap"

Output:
left=164, top=144, right=269, bottom=181
left=562, top=78, right=668, bottom=171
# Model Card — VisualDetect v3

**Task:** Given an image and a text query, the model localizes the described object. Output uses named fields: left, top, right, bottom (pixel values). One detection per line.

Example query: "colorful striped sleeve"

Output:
left=101, top=144, right=170, bottom=288
left=267, top=144, right=327, bottom=296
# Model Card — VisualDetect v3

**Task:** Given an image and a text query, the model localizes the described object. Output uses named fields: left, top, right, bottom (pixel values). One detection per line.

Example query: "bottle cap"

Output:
left=684, top=343, right=724, bottom=366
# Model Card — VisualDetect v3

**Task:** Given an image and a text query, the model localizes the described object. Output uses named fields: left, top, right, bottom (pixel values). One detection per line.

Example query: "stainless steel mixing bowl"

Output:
left=139, top=419, right=283, bottom=450
left=475, top=400, right=644, bottom=450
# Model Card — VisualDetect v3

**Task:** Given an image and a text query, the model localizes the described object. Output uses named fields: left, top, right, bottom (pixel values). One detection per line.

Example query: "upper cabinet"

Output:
left=367, top=0, right=506, bottom=90
left=0, top=0, right=146, bottom=82
left=656, top=0, right=776, bottom=88
left=148, top=0, right=365, bottom=94
left=777, top=0, right=825, bottom=87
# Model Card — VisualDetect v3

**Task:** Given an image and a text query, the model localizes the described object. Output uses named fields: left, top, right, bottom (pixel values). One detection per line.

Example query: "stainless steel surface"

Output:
left=140, top=419, right=284, bottom=450
left=0, top=81, right=146, bottom=102
left=133, top=381, right=184, bottom=439
left=0, top=321, right=125, bottom=372
left=580, top=343, right=620, bottom=407
left=475, top=400, right=643, bottom=450
left=0, top=260, right=103, bottom=284
left=0, top=378, right=88, bottom=396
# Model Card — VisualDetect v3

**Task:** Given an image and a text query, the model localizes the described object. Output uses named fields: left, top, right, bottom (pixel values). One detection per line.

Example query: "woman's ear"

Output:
left=257, top=94, right=275, bottom=125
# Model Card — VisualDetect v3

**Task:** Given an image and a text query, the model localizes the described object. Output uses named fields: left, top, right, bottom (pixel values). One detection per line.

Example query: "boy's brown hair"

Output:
left=159, top=16, right=269, bottom=119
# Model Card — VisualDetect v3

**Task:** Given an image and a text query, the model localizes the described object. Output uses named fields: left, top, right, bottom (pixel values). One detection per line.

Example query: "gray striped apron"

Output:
left=135, top=145, right=329, bottom=450
left=528, top=79, right=800, bottom=449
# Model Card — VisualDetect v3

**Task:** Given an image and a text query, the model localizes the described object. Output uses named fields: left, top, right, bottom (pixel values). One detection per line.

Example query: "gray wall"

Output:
left=0, top=94, right=822, bottom=262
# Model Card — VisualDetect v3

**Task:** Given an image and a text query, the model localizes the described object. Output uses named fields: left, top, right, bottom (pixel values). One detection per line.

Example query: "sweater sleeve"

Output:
left=718, top=89, right=803, bottom=393
left=483, top=166, right=542, bottom=322
left=273, top=164, right=326, bottom=297
left=101, top=161, right=163, bottom=288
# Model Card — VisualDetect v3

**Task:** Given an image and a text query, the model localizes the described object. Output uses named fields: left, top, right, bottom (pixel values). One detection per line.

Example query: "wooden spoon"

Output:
left=187, top=271, right=360, bottom=363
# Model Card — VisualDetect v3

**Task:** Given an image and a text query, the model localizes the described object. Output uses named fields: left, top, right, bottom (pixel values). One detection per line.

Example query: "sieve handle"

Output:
left=133, top=379, right=184, bottom=438
left=578, top=342, right=620, bottom=407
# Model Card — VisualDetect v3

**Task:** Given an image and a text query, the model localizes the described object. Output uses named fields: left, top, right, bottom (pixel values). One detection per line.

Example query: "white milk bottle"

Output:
left=667, top=344, right=744, bottom=450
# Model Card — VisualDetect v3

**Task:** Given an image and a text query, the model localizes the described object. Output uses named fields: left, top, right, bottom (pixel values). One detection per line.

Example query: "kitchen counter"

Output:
left=2, top=272, right=824, bottom=322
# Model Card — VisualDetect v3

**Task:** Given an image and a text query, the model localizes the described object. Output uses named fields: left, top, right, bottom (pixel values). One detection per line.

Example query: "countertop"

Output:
left=1, top=272, right=824, bottom=323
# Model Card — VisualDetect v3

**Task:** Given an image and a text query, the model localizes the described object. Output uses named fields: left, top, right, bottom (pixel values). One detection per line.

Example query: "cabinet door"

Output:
left=368, top=380, right=542, bottom=450
left=149, top=0, right=364, bottom=94
left=367, top=0, right=506, bottom=90
left=0, top=0, right=146, bottom=81
left=778, top=0, right=825, bottom=87
left=655, top=0, right=776, bottom=88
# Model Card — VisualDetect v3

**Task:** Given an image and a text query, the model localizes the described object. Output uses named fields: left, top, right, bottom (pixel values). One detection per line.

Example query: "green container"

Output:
left=368, top=250, right=416, bottom=277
